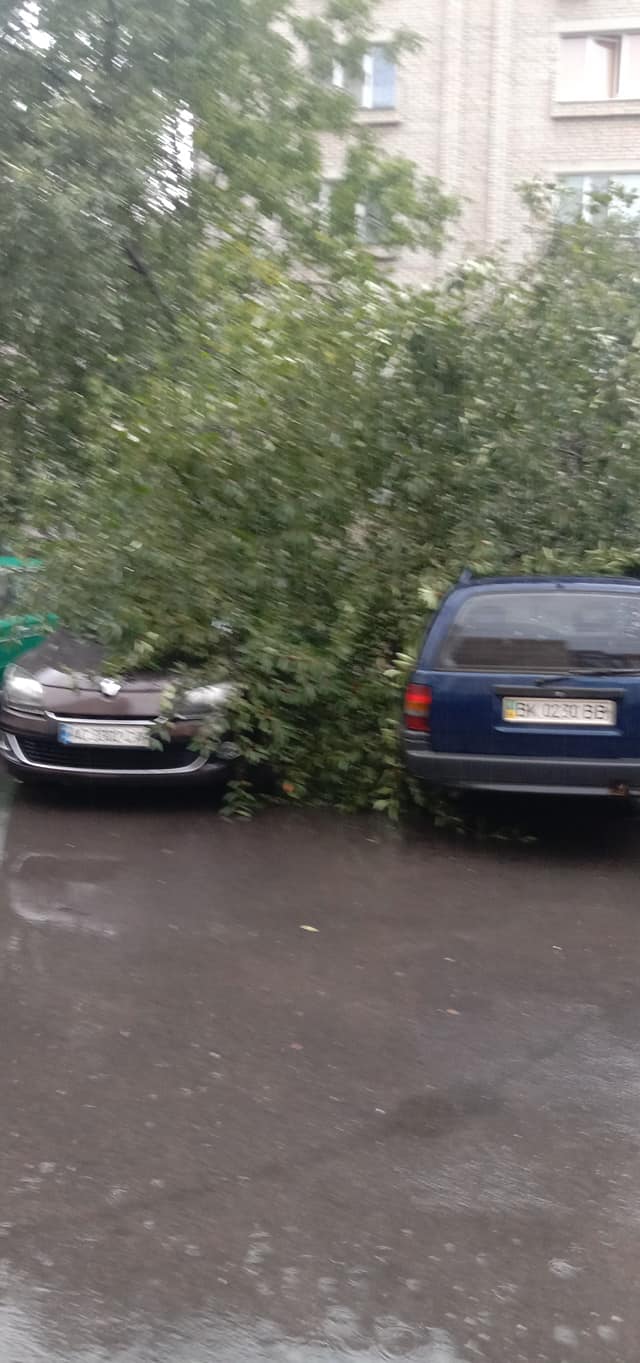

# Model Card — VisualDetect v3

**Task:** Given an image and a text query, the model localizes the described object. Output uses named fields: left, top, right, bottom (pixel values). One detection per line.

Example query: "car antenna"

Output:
left=457, top=568, right=474, bottom=585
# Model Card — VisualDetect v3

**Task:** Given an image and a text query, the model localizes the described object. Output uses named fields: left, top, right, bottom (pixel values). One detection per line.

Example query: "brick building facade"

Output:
left=300, top=0, right=640, bottom=281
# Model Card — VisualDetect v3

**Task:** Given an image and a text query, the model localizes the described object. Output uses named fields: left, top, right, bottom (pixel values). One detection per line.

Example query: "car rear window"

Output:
left=439, top=590, right=640, bottom=672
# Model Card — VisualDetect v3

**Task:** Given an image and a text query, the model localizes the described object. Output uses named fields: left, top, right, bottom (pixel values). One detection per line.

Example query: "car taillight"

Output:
left=404, top=683, right=432, bottom=733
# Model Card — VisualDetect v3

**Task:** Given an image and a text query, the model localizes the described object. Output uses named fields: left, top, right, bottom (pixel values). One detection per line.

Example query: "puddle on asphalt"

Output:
left=0, top=1292, right=467, bottom=1363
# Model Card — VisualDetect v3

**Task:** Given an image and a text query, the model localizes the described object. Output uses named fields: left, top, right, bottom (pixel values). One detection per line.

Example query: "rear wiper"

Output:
left=536, top=669, right=640, bottom=686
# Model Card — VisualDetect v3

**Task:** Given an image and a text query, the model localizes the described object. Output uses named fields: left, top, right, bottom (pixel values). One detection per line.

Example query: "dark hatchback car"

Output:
left=0, top=631, right=236, bottom=784
left=404, top=574, right=640, bottom=797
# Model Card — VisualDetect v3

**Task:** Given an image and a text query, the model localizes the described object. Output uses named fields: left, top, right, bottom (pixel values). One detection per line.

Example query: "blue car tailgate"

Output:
left=426, top=671, right=640, bottom=760
left=421, top=581, right=640, bottom=762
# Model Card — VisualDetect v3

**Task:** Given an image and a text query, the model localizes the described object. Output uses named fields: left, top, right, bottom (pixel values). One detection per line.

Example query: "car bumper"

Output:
left=0, top=721, right=231, bottom=785
left=405, top=744, right=640, bottom=796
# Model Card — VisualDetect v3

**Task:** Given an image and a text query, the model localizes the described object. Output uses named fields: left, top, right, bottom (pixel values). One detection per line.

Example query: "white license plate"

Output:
left=502, top=697, right=617, bottom=727
left=59, top=723, right=152, bottom=748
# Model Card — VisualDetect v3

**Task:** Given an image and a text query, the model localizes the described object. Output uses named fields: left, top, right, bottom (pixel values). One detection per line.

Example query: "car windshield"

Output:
left=439, top=589, right=640, bottom=673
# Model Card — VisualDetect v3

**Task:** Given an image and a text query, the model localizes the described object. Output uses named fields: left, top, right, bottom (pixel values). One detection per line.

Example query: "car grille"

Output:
left=15, top=736, right=201, bottom=772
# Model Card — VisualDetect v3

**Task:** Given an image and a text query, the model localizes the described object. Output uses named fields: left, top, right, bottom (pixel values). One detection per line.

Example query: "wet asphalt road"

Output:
left=1, top=782, right=640, bottom=1362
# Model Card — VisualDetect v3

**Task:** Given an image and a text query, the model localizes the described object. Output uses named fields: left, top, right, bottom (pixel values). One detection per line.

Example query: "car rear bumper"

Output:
left=405, top=744, right=640, bottom=796
left=0, top=726, right=230, bottom=785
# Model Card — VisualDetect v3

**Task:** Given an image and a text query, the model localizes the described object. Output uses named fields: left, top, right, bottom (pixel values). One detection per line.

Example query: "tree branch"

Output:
left=104, top=0, right=119, bottom=74
left=122, top=241, right=174, bottom=321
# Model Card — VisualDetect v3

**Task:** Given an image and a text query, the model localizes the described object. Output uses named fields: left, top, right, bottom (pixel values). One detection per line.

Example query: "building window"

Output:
left=355, top=197, right=388, bottom=245
left=318, top=181, right=391, bottom=248
left=317, top=180, right=335, bottom=220
left=558, top=33, right=640, bottom=100
left=333, top=46, right=396, bottom=110
left=557, top=172, right=640, bottom=222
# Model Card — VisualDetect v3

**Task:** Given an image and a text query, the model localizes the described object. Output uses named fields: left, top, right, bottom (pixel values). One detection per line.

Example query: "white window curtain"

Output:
left=618, top=33, right=640, bottom=97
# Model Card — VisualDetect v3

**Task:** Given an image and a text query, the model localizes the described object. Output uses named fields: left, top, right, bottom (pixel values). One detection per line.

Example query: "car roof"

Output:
left=452, top=574, right=640, bottom=591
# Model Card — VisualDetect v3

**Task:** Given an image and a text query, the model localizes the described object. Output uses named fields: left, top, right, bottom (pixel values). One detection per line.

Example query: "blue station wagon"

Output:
left=403, top=574, right=640, bottom=798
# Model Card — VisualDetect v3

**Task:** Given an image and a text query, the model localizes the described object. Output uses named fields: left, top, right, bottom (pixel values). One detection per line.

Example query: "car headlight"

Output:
left=3, top=665, right=45, bottom=713
left=177, top=682, right=235, bottom=719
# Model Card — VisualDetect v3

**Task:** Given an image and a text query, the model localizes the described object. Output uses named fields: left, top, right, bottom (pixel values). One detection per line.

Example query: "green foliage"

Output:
left=0, top=0, right=451, bottom=525
left=19, top=218, right=640, bottom=813
left=4, top=4, right=640, bottom=814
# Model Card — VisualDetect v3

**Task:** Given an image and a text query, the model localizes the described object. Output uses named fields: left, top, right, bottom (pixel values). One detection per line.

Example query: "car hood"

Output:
left=13, top=631, right=166, bottom=690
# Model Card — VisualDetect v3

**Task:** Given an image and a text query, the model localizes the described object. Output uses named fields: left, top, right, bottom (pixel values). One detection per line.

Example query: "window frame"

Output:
left=557, top=30, right=640, bottom=101
left=556, top=170, right=640, bottom=224
left=332, top=44, right=396, bottom=111
left=355, top=197, right=388, bottom=246
left=317, top=180, right=393, bottom=251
